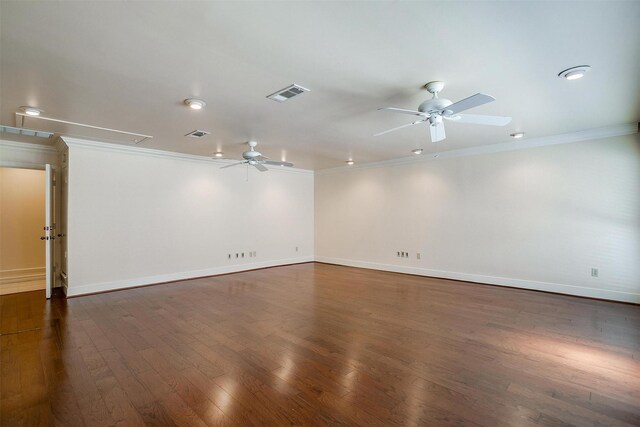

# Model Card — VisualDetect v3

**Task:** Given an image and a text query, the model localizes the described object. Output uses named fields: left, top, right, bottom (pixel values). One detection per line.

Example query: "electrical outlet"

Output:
left=417, top=253, right=421, bottom=260
left=591, top=268, right=599, bottom=277
left=295, top=246, right=299, bottom=252
left=228, top=254, right=231, bottom=259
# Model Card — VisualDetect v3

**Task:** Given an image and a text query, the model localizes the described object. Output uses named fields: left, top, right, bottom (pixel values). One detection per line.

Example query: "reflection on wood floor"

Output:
left=1, top=262, right=639, bottom=426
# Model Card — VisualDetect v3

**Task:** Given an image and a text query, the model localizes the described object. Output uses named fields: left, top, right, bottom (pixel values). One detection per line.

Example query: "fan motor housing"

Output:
left=243, top=150, right=261, bottom=159
left=418, top=98, right=452, bottom=113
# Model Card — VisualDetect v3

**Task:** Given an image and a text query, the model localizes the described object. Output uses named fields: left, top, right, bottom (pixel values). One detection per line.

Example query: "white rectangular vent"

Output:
left=267, top=84, right=310, bottom=103
left=0, top=125, right=53, bottom=138
left=185, top=130, right=210, bottom=138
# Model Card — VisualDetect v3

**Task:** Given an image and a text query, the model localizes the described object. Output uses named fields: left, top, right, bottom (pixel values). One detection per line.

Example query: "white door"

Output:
left=45, top=164, right=54, bottom=299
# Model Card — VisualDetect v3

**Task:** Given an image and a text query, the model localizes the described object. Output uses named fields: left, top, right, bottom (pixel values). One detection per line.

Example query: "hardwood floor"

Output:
left=1, top=262, right=639, bottom=426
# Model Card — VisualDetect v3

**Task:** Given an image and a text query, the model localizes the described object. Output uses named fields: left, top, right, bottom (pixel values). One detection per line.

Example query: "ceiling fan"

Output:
left=375, top=81, right=511, bottom=142
left=219, top=141, right=293, bottom=172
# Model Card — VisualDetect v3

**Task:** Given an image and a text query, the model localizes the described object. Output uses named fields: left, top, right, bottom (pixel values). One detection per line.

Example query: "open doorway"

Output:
left=0, top=167, right=51, bottom=296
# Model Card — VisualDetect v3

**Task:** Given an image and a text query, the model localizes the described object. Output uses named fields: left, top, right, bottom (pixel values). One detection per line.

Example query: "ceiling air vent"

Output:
left=266, top=84, right=310, bottom=103
left=0, top=125, right=53, bottom=138
left=185, top=130, right=210, bottom=138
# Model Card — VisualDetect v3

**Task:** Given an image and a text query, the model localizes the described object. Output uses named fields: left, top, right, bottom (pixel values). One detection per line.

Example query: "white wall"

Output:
left=64, top=138, right=314, bottom=296
left=315, top=134, right=640, bottom=303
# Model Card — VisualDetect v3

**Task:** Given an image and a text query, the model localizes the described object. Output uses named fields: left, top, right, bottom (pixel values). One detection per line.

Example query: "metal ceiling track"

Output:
left=15, top=112, right=153, bottom=144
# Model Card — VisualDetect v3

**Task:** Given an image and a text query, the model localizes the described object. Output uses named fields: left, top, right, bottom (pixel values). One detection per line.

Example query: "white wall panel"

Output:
left=65, top=139, right=314, bottom=296
left=315, top=134, right=640, bottom=303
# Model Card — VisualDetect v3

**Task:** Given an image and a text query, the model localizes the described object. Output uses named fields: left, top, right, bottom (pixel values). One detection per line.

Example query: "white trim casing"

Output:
left=315, top=257, right=640, bottom=304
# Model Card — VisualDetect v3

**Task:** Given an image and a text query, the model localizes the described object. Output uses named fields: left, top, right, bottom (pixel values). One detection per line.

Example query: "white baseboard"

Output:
left=315, top=256, right=639, bottom=304
left=65, top=256, right=314, bottom=297
left=0, top=279, right=46, bottom=295
left=0, top=267, right=46, bottom=285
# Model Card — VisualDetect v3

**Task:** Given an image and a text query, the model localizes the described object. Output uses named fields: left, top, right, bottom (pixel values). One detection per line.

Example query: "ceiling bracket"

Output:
left=14, top=112, right=153, bottom=144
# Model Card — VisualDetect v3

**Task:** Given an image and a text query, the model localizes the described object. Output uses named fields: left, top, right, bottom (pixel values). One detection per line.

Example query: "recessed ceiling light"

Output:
left=558, top=65, right=591, bottom=80
left=184, top=98, right=206, bottom=110
left=346, top=159, right=354, bottom=165
left=510, top=132, right=525, bottom=139
left=213, top=152, right=224, bottom=157
left=412, top=148, right=423, bottom=155
left=20, top=106, right=43, bottom=116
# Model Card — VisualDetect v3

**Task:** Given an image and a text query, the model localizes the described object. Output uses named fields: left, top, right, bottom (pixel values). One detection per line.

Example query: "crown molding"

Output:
left=316, top=123, right=639, bottom=175
left=61, top=136, right=314, bottom=175
left=0, top=139, right=58, bottom=154
left=54, top=136, right=68, bottom=153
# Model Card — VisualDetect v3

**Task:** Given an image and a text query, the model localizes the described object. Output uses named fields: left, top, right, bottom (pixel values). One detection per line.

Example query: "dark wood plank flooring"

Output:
left=1, top=262, right=639, bottom=426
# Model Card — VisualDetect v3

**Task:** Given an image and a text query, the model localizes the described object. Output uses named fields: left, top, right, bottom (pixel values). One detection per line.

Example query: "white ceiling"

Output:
left=1, top=1, right=639, bottom=170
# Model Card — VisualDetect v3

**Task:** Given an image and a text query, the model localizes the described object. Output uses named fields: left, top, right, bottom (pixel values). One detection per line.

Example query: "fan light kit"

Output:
left=412, top=148, right=424, bottom=155
left=375, top=81, right=511, bottom=143
left=510, top=132, right=525, bottom=139
left=184, top=98, right=206, bottom=110
left=558, top=65, right=591, bottom=80
left=220, top=141, right=293, bottom=172
left=20, top=106, right=43, bottom=116
left=346, top=159, right=354, bottom=165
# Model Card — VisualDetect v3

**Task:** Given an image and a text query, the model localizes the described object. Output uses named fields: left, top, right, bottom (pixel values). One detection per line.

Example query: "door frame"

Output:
left=45, top=164, right=54, bottom=299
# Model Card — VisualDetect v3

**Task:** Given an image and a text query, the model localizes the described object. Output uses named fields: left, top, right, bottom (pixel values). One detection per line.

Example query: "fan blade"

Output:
left=378, top=107, right=426, bottom=116
left=255, top=155, right=270, bottom=161
left=373, top=120, right=426, bottom=137
left=446, top=113, right=512, bottom=126
left=220, top=161, right=246, bottom=169
left=253, top=162, right=268, bottom=172
left=430, top=122, right=446, bottom=142
left=263, top=160, right=294, bottom=167
left=444, top=93, right=495, bottom=115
